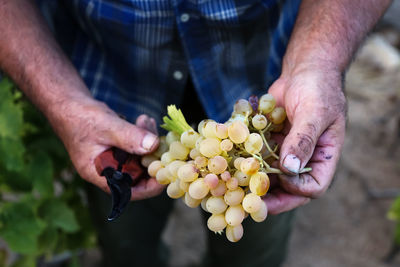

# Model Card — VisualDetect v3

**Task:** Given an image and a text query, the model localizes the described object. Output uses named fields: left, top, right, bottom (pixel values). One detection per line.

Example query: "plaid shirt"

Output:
left=39, top=0, right=300, bottom=124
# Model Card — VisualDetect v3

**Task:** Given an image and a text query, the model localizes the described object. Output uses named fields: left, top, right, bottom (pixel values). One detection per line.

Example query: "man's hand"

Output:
left=53, top=98, right=164, bottom=200
left=264, top=69, right=346, bottom=214
left=261, top=0, right=391, bottom=214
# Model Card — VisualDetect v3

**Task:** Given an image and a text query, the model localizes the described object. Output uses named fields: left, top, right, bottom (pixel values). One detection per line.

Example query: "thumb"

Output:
left=110, top=118, right=159, bottom=155
left=279, top=108, right=329, bottom=174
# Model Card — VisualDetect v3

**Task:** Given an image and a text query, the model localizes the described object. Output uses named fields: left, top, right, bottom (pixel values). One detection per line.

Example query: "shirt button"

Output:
left=180, top=13, right=190, bottom=22
left=173, top=71, right=183, bottom=80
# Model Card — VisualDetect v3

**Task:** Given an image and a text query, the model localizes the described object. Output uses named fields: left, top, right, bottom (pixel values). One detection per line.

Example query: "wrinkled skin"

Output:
left=54, top=98, right=165, bottom=201
left=264, top=69, right=347, bottom=214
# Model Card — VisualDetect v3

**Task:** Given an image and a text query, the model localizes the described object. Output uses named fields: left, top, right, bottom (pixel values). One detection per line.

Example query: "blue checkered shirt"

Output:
left=38, top=0, right=300, bottom=124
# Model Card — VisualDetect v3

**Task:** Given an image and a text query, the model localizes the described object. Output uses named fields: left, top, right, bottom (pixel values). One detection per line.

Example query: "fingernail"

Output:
left=283, top=154, right=301, bottom=174
left=141, top=134, right=157, bottom=151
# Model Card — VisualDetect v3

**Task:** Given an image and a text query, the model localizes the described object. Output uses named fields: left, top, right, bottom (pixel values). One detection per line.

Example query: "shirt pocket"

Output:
left=196, top=0, right=279, bottom=27
left=72, top=0, right=175, bottom=48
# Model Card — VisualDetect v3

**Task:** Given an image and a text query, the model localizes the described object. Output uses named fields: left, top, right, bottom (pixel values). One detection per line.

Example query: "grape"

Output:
left=167, top=160, right=186, bottom=178
left=259, top=94, right=276, bottom=114
left=195, top=136, right=205, bottom=151
left=181, top=130, right=200, bottom=148
left=226, top=224, right=243, bottom=242
left=166, top=131, right=180, bottom=145
left=184, top=192, right=202, bottom=208
left=178, top=163, right=199, bottom=182
left=228, top=114, right=249, bottom=126
left=225, top=205, right=245, bottom=226
left=226, top=177, right=238, bottom=190
left=270, top=107, right=286, bottom=124
left=169, top=141, right=189, bottom=160
left=149, top=95, right=289, bottom=241
left=148, top=160, right=163, bottom=177
left=189, top=148, right=201, bottom=159
left=156, top=168, right=173, bottom=185
left=220, top=171, right=231, bottom=182
left=252, top=114, right=268, bottom=130
left=250, top=201, right=268, bottom=222
left=215, top=123, right=228, bottom=139
left=197, top=120, right=206, bottom=135
left=220, top=139, right=233, bottom=152
left=194, top=156, right=208, bottom=168
left=141, top=154, right=158, bottom=168
left=234, top=170, right=250, bottom=186
left=233, top=99, right=253, bottom=116
left=199, top=138, right=221, bottom=158
left=167, top=180, right=185, bottom=199
left=233, top=157, right=245, bottom=170
left=206, top=196, right=228, bottom=214
left=207, top=214, right=227, bottom=232
left=202, top=120, right=218, bottom=138
left=249, top=172, right=270, bottom=196
left=210, top=180, right=227, bottom=197
left=228, top=121, right=250, bottom=144
left=207, top=156, right=228, bottom=174
left=204, top=173, right=219, bottom=189
left=242, top=193, right=262, bottom=213
left=240, top=157, right=260, bottom=176
left=224, top=187, right=245, bottom=206
left=179, top=179, right=190, bottom=192
left=154, top=136, right=168, bottom=158
left=188, top=178, right=209, bottom=199
left=244, top=133, right=263, bottom=154
left=201, top=196, right=210, bottom=212
left=161, top=152, right=174, bottom=165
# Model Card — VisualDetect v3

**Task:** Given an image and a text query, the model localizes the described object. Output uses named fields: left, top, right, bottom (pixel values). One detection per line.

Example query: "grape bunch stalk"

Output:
left=141, top=94, right=310, bottom=242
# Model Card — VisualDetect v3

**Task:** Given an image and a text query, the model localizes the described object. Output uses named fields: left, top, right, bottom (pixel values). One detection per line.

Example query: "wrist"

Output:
left=281, top=45, right=345, bottom=80
left=279, top=55, right=344, bottom=92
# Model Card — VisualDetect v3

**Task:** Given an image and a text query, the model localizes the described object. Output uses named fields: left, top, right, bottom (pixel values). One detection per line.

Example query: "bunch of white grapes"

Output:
left=142, top=94, right=286, bottom=242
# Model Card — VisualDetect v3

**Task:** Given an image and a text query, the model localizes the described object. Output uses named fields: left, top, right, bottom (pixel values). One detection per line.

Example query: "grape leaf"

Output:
left=388, top=196, right=400, bottom=221
left=0, top=200, right=46, bottom=254
left=1, top=170, right=32, bottom=192
left=39, top=200, right=80, bottom=233
left=0, top=79, right=23, bottom=139
left=395, top=223, right=400, bottom=245
left=0, top=138, right=25, bottom=172
left=28, top=151, right=54, bottom=197
left=37, top=226, right=58, bottom=254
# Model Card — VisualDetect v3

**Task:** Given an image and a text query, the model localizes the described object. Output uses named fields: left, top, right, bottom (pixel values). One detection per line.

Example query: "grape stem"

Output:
left=300, top=167, right=312, bottom=173
left=258, top=130, right=279, bottom=160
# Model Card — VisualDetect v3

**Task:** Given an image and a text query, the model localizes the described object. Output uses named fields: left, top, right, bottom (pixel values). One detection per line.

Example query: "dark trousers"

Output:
left=87, top=186, right=294, bottom=267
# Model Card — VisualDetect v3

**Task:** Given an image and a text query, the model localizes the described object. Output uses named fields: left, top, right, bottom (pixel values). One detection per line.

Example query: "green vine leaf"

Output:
left=388, top=196, right=400, bottom=221
left=0, top=78, right=23, bottom=139
left=37, top=226, right=58, bottom=255
left=28, top=151, right=54, bottom=197
left=38, top=200, right=80, bottom=233
left=0, top=138, right=25, bottom=172
left=0, top=199, right=46, bottom=254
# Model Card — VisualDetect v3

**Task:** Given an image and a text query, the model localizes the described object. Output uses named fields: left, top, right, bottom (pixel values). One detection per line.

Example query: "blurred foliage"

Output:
left=0, top=77, right=96, bottom=266
left=388, top=196, right=400, bottom=244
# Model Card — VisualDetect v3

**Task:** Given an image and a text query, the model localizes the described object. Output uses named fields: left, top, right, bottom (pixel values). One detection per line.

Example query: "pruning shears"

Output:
left=94, top=148, right=146, bottom=221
